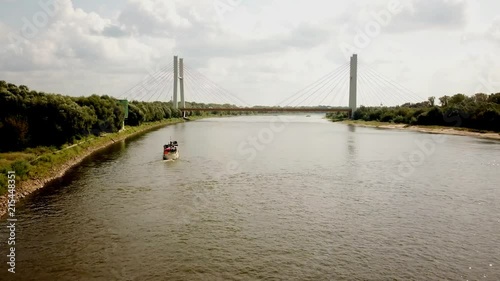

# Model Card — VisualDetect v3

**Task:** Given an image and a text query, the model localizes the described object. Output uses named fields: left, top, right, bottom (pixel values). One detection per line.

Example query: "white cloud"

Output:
left=0, top=0, right=499, bottom=106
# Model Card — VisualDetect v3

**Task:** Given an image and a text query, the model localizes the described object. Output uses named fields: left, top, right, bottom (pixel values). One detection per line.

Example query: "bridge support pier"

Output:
left=179, top=58, right=185, bottom=118
left=349, top=54, right=357, bottom=119
left=173, top=55, right=178, bottom=110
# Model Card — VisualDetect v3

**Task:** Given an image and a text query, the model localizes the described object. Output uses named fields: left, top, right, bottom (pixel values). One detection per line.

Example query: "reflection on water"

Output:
left=347, top=124, right=356, bottom=159
left=1, top=115, right=499, bottom=280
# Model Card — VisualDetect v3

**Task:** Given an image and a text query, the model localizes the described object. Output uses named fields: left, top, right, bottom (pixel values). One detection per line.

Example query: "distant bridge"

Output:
left=179, top=107, right=351, bottom=113
left=172, top=54, right=359, bottom=117
left=118, top=53, right=425, bottom=118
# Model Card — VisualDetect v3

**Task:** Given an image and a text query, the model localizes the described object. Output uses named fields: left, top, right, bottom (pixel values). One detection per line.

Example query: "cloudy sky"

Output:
left=1, top=0, right=499, bottom=106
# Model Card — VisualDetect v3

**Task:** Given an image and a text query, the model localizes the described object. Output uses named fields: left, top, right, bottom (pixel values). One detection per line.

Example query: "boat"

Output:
left=306, top=115, right=311, bottom=117
left=163, top=141, right=179, bottom=160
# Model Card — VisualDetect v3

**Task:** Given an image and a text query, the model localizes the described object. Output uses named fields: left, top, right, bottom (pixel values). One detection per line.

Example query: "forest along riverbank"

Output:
left=341, top=120, right=500, bottom=141
left=0, top=119, right=186, bottom=218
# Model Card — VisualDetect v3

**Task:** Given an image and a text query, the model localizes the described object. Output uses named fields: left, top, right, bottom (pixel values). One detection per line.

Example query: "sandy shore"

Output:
left=342, top=121, right=500, bottom=141
left=0, top=119, right=185, bottom=218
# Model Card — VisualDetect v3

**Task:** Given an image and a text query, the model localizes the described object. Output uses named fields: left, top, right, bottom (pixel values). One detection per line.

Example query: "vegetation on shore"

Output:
left=327, top=93, right=500, bottom=132
left=0, top=119, right=182, bottom=195
left=0, top=81, right=242, bottom=195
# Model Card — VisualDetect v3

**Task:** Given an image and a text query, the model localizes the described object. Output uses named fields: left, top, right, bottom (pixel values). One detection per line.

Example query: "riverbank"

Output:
left=0, top=118, right=187, bottom=218
left=341, top=120, right=500, bottom=140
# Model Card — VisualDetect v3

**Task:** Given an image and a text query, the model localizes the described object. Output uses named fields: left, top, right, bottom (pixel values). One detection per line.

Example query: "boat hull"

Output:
left=163, top=151, right=179, bottom=160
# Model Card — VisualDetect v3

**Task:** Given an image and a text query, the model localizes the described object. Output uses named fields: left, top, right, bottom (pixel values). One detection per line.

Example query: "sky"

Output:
left=1, top=0, right=499, bottom=106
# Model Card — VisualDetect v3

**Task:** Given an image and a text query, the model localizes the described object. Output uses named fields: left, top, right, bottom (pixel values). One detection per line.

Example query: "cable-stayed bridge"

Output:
left=116, top=54, right=425, bottom=118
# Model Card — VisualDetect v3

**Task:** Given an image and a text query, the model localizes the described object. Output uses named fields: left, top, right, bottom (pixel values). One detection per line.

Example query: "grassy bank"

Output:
left=339, top=119, right=407, bottom=128
left=338, top=119, right=500, bottom=140
left=0, top=118, right=185, bottom=197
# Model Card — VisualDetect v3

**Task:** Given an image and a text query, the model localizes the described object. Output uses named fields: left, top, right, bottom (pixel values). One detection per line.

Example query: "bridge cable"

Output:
left=275, top=63, right=348, bottom=106
left=362, top=69, right=408, bottom=106
left=183, top=74, right=206, bottom=104
left=357, top=67, right=395, bottom=106
left=317, top=66, right=352, bottom=106
left=140, top=70, right=173, bottom=102
left=184, top=64, right=250, bottom=106
left=276, top=61, right=350, bottom=107
left=357, top=72, right=388, bottom=106
left=358, top=65, right=407, bottom=105
left=120, top=66, right=173, bottom=101
left=182, top=76, right=202, bottom=103
left=185, top=70, right=226, bottom=105
left=163, top=73, right=174, bottom=103
left=303, top=66, right=348, bottom=107
left=301, top=64, right=351, bottom=107
left=145, top=71, right=174, bottom=102
left=281, top=62, right=349, bottom=107
left=363, top=65, right=424, bottom=103
left=313, top=64, right=352, bottom=107
left=116, top=62, right=173, bottom=99
left=183, top=66, right=240, bottom=106
left=145, top=69, right=176, bottom=102
left=133, top=69, right=173, bottom=102
left=185, top=67, right=235, bottom=105
left=359, top=66, right=415, bottom=106
left=183, top=67, right=233, bottom=105
left=284, top=62, right=350, bottom=107
left=361, top=64, right=425, bottom=103
left=335, top=78, right=350, bottom=106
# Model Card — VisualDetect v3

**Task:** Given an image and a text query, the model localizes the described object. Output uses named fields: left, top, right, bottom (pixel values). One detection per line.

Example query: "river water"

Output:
left=1, top=115, right=499, bottom=281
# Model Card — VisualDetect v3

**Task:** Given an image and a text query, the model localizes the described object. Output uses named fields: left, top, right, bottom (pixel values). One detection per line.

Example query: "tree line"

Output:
left=0, top=81, right=240, bottom=152
left=328, top=93, right=500, bottom=132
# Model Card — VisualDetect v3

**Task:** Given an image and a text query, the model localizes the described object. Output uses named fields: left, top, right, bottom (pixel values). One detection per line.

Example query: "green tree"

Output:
left=474, top=93, right=488, bottom=103
left=428, top=96, right=435, bottom=106
left=439, top=95, right=449, bottom=107
left=449, top=94, right=467, bottom=105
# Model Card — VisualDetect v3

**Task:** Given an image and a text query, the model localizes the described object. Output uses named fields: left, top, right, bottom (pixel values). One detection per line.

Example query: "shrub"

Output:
left=11, top=160, right=30, bottom=179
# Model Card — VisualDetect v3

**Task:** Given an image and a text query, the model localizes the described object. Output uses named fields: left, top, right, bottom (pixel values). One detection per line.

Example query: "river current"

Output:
left=1, top=115, right=499, bottom=280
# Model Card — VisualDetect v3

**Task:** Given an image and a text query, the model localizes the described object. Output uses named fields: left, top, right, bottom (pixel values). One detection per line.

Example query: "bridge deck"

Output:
left=179, top=107, right=351, bottom=113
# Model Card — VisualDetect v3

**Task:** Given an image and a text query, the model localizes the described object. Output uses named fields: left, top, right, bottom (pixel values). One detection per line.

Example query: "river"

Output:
left=1, top=115, right=499, bottom=280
